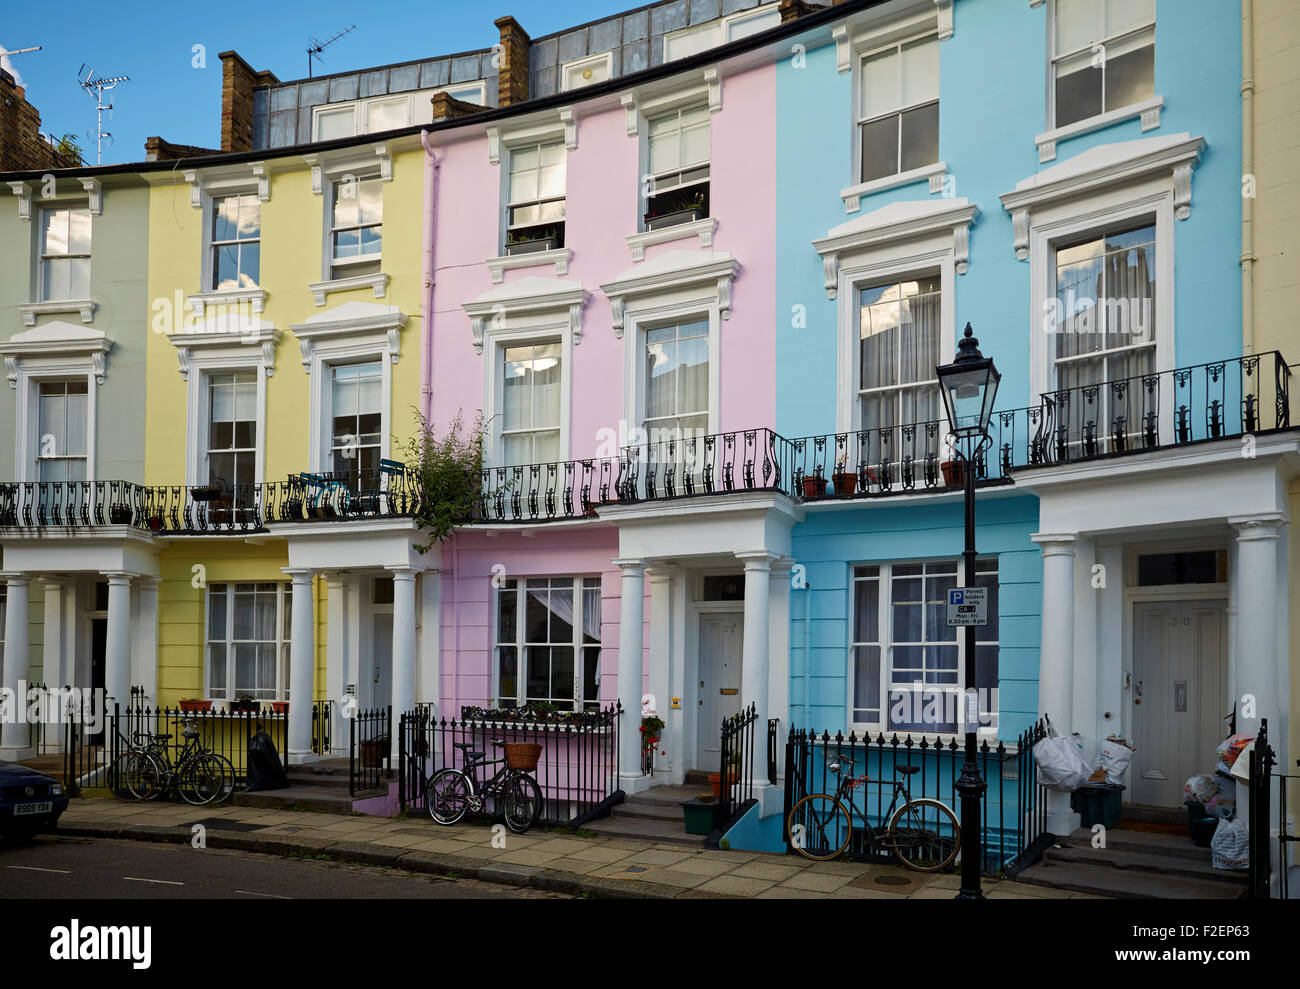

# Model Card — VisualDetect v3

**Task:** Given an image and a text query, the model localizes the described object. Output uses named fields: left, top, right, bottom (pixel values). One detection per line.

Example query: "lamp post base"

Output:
left=955, top=760, right=987, bottom=899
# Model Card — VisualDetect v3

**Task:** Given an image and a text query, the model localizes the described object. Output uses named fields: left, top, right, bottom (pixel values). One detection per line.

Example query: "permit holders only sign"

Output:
left=946, top=587, right=987, bottom=627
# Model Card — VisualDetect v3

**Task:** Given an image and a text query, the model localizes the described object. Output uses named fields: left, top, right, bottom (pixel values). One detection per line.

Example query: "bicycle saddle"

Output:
left=452, top=741, right=480, bottom=752
left=894, top=764, right=920, bottom=776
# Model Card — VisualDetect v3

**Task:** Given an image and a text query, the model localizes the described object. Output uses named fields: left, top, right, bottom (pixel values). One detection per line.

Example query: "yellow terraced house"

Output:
left=140, top=124, right=437, bottom=759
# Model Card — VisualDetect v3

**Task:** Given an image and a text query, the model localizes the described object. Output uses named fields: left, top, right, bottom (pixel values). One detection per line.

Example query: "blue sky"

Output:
left=2, top=1, right=622, bottom=165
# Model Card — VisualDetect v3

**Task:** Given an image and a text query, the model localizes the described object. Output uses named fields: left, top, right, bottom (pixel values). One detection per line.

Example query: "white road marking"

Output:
left=234, top=889, right=292, bottom=899
left=123, top=877, right=184, bottom=885
left=6, top=865, right=71, bottom=874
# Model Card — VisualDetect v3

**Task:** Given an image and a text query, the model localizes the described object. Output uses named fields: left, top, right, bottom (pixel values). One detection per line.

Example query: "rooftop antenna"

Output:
left=78, top=63, right=129, bottom=165
left=307, top=25, right=355, bottom=78
left=1, top=45, right=43, bottom=61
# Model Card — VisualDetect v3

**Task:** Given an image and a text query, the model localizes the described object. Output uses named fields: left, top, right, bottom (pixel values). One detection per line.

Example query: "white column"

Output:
left=325, top=573, right=347, bottom=755
left=1033, top=534, right=1079, bottom=836
left=134, top=577, right=161, bottom=708
left=645, top=566, right=675, bottom=780
left=41, top=577, right=66, bottom=690
left=615, top=558, right=646, bottom=789
left=1071, top=538, right=1098, bottom=745
left=767, top=558, right=793, bottom=790
left=1229, top=515, right=1285, bottom=741
left=389, top=566, right=417, bottom=759
left=738, top=551, right=774, bottom=792
left=285, top=568, right=316, bottom=763
left=103, top=572, right=133, bottom=713
left=0, top=572, right=33, bottom=758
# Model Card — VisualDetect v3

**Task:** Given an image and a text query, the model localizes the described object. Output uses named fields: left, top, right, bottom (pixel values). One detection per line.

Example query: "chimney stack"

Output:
left=219, top=50, right=279, bottom=152
left=494, top=16, right=531, bottom=107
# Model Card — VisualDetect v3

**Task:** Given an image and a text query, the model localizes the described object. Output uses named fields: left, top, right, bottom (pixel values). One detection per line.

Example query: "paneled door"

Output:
left=1130, top=600, right=1228, bottom=808
left=696, top=612, right=743, bottom=771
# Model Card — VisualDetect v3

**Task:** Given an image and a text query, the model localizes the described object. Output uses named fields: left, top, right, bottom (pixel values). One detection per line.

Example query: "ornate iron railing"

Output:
left=616, top=427, right=787, bottom=502
left=477, top=456, right=620, bottom=523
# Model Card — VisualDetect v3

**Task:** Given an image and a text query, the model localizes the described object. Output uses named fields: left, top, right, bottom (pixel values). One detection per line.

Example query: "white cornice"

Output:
left=307, top=272, right=390, bottom=307
left=812, top=198, right=979, bottom=298
left=289, top=301, right=408, bottom=371
left=187, top=287, right=268, bottom=318
left=1035, top=96, right=1164, bottom=163
left=462, top=277, right=591, bottom=354
left=625, top=217, right=718, bottom=261
left=486, top=247, right=573, bottom=284
left=17, top=299, right=96, bottom=327
left=165, top=318, right=280, bottom=380
left=2, top=321, right=112, bottom=386
left=599, top=250, right=740, bottom=338
left=7, top=181, right=33, bottom=220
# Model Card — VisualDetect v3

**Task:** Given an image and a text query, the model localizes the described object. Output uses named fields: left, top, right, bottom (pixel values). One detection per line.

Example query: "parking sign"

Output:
left=946, top=587, right=987, bottom=627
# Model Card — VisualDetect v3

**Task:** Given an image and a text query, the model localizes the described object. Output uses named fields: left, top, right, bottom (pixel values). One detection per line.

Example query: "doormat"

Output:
left=186, top=818, right=269, bottom=833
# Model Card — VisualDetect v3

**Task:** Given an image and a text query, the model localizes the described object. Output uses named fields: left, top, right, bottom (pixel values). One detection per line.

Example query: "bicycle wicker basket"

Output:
left=503, top=742, right=542, bottom=771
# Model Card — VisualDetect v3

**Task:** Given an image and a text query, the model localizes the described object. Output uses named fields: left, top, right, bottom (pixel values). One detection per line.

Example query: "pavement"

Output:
left=51, top=797, right=1108, bottom=900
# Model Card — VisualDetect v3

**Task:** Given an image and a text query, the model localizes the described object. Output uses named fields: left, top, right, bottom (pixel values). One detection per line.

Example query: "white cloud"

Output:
left=0, top=46, right=25, bottom=86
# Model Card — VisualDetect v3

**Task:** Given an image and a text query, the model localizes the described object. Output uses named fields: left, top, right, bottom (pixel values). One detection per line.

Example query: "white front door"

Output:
left=697, top=612, right=743, bottom=771
left=1130, top=600, right=1228, bottom=808
left=369, top=612, right=393, bottom=712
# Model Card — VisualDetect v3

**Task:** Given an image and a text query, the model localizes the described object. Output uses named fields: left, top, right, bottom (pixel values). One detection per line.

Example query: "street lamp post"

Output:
left=936, top=322, right=1001, bottom=901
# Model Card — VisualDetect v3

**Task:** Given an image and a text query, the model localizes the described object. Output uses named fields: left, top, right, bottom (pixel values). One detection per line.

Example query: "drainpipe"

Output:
left=1241, top=0, right=1256, bottom=356
left=800, top=583, right=812, bottom=729
left=419, top=129, right=441, bottom=412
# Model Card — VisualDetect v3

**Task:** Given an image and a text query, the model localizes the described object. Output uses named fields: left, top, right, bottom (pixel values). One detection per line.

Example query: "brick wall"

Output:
left=0, top=69, right=79, bottom=171
left=495, top=16, right=531, bottom=107
left=219, top=51, right=279, bottom=152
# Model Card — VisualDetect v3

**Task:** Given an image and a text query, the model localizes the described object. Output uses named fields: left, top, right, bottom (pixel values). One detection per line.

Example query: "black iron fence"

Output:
left=767, top=718, right=779, bottom=786
left=397, top=704, right=621, bottom=826
left=1248, top=719, right=1276, bottom=899
left=349, top=706, right=392, bottom=796
left=312, top=700, right=333, bottom=757
left=719, top=704, right=758, bottom=829
left=783, top=720, right=1049, bottom=874
left=617, top=428, right=787, bottom=502
left=477, top=457, right=620, bottom=523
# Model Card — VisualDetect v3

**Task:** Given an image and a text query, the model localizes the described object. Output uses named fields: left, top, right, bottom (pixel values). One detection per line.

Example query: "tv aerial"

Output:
left=78, top=64, right=129, bottom=165
left=307, top=25, right=356, bottom=78
left=1, top=45, right=43, bottom=62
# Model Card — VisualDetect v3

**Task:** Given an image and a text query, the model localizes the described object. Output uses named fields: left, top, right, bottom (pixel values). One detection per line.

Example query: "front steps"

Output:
left=584, top=783, right=712, bottom=847
left=231, top=757, right=386, bottom=813
left=1017, top=826, right=1249, bottom=899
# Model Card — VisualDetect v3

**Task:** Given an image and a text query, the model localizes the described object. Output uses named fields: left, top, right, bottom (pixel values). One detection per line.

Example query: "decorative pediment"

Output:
left=600, top=250, right=740, bottom=338
left=812, top=198, right=979, bottom=298
left=290, top=301, right=408, bottom=371
left=999, top=133, right=1205, bottom=259
left=462, top=277, right=590, bottom=354
left=2, top=321, right=113, bottom=387
left=166, top=314, right=280, bottom=380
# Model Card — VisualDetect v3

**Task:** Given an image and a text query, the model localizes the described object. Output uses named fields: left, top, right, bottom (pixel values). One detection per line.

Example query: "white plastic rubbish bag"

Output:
left=1034, top=717, right=1094, bottom=793
left=1184, top=774, right=1217, bottom=805
left=1210, top=816, right=1249, bottom=871
left=1098, top=736, right=1135, bottom=785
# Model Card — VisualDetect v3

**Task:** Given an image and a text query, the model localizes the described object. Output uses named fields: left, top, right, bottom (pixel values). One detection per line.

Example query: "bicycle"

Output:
left=787, top=751, right=960, bottom=871
left=424, top=739, right=543, bottom=834
left=129, top=719, right=235, bottom=806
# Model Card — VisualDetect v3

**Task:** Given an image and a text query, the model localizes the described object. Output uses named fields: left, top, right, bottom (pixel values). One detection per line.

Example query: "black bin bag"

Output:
left=246, top=730, right=289, bottom=791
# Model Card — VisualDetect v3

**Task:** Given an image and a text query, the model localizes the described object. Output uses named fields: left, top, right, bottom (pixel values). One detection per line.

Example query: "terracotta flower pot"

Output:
left=941, top=460, right=966, bottom=487
left=831, top=471, right=857, bottom=495
left=801, top=476, right=827, bottom=498
left=271, top=701, right=289, bottom=714
left=178, top=699, right=212, bottom=713
left=708, top=772, right=722, bottom=799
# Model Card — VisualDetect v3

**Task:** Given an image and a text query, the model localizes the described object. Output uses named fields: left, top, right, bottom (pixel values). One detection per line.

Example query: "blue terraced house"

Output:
left=721, top=0, right=1300, bottom=887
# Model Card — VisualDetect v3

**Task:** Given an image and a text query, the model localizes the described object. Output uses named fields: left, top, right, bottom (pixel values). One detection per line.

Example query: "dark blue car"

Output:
left=0, top=761, right=69, bottom=840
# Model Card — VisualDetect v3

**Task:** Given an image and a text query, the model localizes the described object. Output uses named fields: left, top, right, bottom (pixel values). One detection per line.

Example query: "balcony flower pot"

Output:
left=680, top=796, right=718, bottom=836
left=644, top=206, right=705, bottom=231
left=228, top=697, right=260, bottom=714
left=109, top=505, right=133, bottom=525
left=178, top=699, right=212, bottom=713
left=190, top=484, right=222, bottom=502
left=147, top=514, right=164, bottom=532
left=271, top=701, right=289, bottom=715
left=940, top=460, right=966, bottom=487
left=801, top=475, right=827, bottom=499
left=831, top=471, right=857, bottom=496
left=505, top=235, right=559, bottom=256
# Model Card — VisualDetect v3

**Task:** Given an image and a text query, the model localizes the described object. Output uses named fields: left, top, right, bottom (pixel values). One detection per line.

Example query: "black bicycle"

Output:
left=787, top=751, right=960, bottom=870
left=425, top=739, right=542, bottom=834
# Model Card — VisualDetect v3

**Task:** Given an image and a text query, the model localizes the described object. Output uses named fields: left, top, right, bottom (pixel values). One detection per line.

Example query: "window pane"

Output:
left=67, top=210, right=91, bottom=255
left=853, top=645, right=881, bottom=722
left=900, top=38, right=939, bottom=106
left=238, top=196, right=261, bottom=239
left=525, top=645, right=550, bottom=699
left=214, top=245, right=240, bottom=291
left=497, top=584, right=517, bottom=642
left=1055, top=0, right=1098, bottom=55
left=367, top=98, right=408, bottom=132
left=899, top=102, right=939, bottom=172
left=859, top=114, right=900, bottom=183
left=207, top=643, right=227, bottom=697
left=208, top=587, right=227, bottom=638
left=316, top=107, right=355, bottom=141
left=358, top=179, right=383, bottom=224
left=213, top=197, right=239, bottom=243
left=1106, top=0, right=1154, bottom=35
left=43, top=210, right=68, bottom=255
left=853, top=577, right=879, bottom=643
left=861, top=48, right=899, bottom=119
left=64, top=390, right=87, bottom=455
left=239, top=243, right=260, bottom=288
left=498, top=646, right=518, bottom=704
left=1104, top=40, right=1153, bottom=111
left=1055, top=52, right=1102, bottom=127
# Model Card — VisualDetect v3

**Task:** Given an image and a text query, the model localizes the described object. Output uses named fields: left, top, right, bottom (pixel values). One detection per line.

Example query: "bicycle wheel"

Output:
left=787, top=793, right=853, bottom=861
left=887, top=797, right=960, bottom=872
left=209, top=754, right=237, bottom=803
left=113, top=752, right=161, bottom=801
left=426, top=769, right=473, bottom=825
left=179, top=754, right=226, bottom=805
left=501, top=773, right=542, bottom=834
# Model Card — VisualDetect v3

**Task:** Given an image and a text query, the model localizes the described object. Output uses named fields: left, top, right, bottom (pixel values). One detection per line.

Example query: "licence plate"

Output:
left=14, top=801, right=53, bottom=816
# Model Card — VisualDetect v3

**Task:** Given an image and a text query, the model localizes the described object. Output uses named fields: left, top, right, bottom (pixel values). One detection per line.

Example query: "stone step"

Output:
left=1017, top=861, right=1247, bottom=900
left=615, top=800, right=684, bottom=822
left=231, top=784, right=382, bottom=813
left=624, top=783, right=714, bottom=808
left=1061, top=827, right=1218, bottom=863
left=583, top=814, right=707, bottom=848
left=1043, top=843, right=1247, bottom=884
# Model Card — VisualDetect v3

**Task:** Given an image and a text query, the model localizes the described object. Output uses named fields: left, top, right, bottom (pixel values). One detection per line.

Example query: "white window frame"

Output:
left=489, top=114, right=574, bottom=255
left=854, top=273, right=945, bottom=444
left=37, top=204, right=92, bottom=304
left=484, top=319, right=574, bottom=470
left=491, top=575, right=603, bottom=711
left=325, top=172, right=384, bottom=281
left=204, top=581, right=292, bottom=701
left=641, top=100, right=712, bottom=232
left=311, top=82, right=488, bottom=141
left=34, top=379, right=91, bottom=483
left=852, top=33, right=940, bottom=188
left=1046, top=0, right=1156, bottom=133
left=661, top=6, right=782, bottom=62
left=498, top=340, right=565, bottom=467
left=183, top=353, right=269, bottom=489
left=310, top=342, right=393, bottom=474
left=206, top=191, right=262, bottom=293
left=639, top=316, right=713, bottom=445
left=561, top=51, right=614, bottom=92
left=504, top=138, right=568, bottom=249
left=848, top=558, right=999, bottom=737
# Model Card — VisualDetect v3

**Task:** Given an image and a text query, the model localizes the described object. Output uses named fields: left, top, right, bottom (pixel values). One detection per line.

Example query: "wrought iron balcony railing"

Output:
left=0, top=354, right=1290, bottom=532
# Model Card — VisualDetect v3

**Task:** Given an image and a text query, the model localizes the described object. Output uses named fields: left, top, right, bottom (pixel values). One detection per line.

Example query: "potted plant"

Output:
left=680, top=794, right=717, bottom=836
left=147, top=513, right=165, bottom=531
left=190, top=483, right=223, bottom=502
left=109, top=503, right=133, bottom=525
left=830, top=460, right=857, bottom=496
left=178, top=698, right=212, bottom=713
left=406, top=408, right=492, bottom=554
left=801, top=473, right=827, bottom=498
left=505, top=226, right=561, bottom=256
left=228, top=694, right=260, bottom=714
left=270, top=701, right=289, bottom=714
left=644, top=189, right=706, bottom=231
left=941, top=459, right=966, bottom=487
left=723, top=750, right=743, bottom=787
left=640, top=713, right=664, bottom=755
